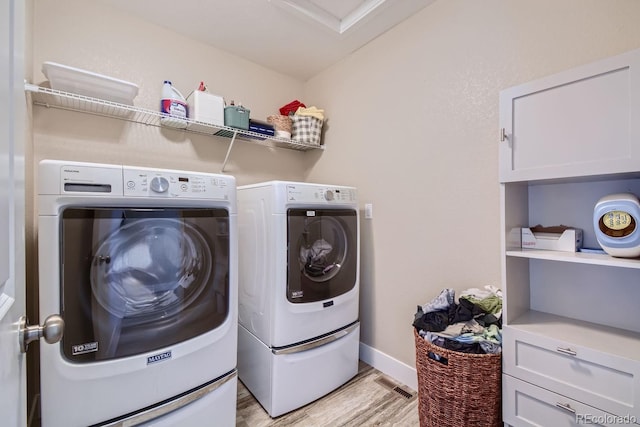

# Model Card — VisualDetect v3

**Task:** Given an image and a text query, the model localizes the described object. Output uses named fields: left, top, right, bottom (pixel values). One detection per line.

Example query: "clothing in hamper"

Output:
left=421, top=288, right=455, bottom=314
left=413, top=286, right=503, bottom=354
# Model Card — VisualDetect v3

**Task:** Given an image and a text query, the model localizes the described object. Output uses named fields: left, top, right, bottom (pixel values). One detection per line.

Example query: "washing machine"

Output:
left=37, top=160, right=238, bottom=427
left=237, top=181, right=360, bottom=417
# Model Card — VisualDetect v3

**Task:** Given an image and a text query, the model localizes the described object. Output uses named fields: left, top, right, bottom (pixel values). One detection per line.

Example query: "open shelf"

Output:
left=25, top=83, right=323, bottom=171
left=505, top=248, right=640, bottom=269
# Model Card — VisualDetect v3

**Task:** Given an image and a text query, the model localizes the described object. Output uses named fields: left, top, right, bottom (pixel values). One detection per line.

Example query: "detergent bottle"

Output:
left=160, top=80, right=188, bottom=128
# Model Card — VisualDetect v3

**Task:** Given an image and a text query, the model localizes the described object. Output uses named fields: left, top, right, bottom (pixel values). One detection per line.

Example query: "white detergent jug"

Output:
left=160, top=80, right=188, bottom=129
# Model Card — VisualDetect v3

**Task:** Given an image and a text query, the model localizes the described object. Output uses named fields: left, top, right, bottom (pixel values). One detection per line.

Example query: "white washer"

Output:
left=37, top=160, right=238, bottom=427
left=237, top=181, right=360, bottom=417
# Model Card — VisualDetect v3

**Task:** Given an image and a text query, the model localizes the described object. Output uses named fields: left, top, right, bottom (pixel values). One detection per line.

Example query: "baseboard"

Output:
left=359, top=342, right=417, bottom=391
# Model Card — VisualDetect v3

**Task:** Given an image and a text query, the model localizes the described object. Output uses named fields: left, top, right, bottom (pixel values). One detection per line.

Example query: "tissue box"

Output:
left=186, top=91, right=224, bottom=132
left=519, top=227, right=583, bottom=252
left=248, top=120, right=275, bottom=139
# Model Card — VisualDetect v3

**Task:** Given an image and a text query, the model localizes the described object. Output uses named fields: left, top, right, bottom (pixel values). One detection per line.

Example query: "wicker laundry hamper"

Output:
left=414, top=329, right=502, bottom=427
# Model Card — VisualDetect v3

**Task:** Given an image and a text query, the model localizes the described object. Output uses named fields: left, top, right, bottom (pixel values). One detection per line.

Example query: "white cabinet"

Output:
left=499, top=48, right=640, bottom=183
left=500, top=49, right=640, bottom=426
left=503, top=316, right=640, bottom=419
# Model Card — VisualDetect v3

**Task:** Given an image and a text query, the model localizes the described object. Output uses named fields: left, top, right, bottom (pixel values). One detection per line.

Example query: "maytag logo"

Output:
left=147, top=351, right=172, bottom=365
left=72, top=342, right=98, bottom=355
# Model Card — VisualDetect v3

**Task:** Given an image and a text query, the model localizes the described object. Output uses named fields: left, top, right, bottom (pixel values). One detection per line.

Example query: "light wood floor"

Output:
left=236, top=361, right=420, bottom=426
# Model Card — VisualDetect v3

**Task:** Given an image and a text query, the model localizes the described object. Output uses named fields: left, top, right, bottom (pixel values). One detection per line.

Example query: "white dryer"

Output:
left=237, top=181, right=360, bottom=417
left=37, top=160, right=238, bottom=426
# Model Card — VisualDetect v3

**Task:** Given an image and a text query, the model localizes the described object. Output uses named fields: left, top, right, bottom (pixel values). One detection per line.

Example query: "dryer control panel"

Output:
left=286, top=183, right=357, bottom=204
left=123, top=167, right=233, bottom=200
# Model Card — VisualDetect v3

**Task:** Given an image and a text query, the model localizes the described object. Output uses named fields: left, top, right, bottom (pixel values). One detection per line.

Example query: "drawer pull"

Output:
left=555, top=402, right=576, bottom=414
left=556, top=347, right=577, bottom=356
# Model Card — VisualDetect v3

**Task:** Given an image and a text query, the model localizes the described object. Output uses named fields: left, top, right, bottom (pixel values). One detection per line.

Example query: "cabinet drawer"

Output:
left=503, top=374, right=639, bottom=426
left=503, top=327, right=640, bottom=419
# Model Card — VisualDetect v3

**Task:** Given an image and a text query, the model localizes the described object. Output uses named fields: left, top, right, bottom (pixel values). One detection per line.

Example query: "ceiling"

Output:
left=98, top=0, right=435, bottom=81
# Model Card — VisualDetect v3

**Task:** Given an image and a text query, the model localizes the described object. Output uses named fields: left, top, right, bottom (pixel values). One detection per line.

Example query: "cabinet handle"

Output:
left=556, top=347, right=577, bottom=356
left=500, top=128, right=508, bottom=142
left=555, top=402, right=576, bottom=414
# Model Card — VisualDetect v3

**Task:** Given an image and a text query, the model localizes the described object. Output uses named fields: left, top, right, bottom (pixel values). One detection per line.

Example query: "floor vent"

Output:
left=393, top=387, right=415, bottom=400
left=374, top=377, right=417, bottom=400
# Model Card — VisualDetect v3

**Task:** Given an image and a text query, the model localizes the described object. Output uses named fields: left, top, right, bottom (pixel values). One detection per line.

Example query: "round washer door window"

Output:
left=90, top=218, right=212, bottom=319
left=297, top=216, right=347, bottom=282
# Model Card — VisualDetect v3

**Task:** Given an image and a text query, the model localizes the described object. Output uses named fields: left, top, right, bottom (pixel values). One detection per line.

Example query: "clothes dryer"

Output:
left=37, top=160, right=238, bottom=427
left=237, top=181, right=360, bottom=417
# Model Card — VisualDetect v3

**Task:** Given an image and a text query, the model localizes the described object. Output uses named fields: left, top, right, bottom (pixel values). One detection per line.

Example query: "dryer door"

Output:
left=287, top=208, right=357, bottom=304
left=59, top=207, right=230, bottom=362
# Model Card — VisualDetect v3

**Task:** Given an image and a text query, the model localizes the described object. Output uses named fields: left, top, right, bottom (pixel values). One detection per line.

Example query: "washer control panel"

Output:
left=286, top=183, right=357, bottom=204
left=46, top=161, right=234, bottom=203
left=123, top=167, right=232, bottom=200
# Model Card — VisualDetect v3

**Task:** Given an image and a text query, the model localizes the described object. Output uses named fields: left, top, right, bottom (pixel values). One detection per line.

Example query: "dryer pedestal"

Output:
left=134, top=373, right=237, bottom=426
left=238, top=323, right=360, bottom=417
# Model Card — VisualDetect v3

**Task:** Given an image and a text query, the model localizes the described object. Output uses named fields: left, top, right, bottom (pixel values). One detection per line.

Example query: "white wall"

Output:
left=303, top=0, right=640, bottom=381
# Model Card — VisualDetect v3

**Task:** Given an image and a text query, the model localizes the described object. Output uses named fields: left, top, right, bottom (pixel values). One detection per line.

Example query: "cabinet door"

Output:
left=499, top=48, right=640, bottom=182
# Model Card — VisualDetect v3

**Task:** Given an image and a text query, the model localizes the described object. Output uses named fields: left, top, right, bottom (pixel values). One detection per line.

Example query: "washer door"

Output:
left=60, top=208, right=230, bottom=362
left=287, top=208, right=357, bottom=303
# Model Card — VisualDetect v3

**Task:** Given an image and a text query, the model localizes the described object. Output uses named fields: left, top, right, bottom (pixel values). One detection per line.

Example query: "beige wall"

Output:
left=27, top=0, right=640, bottom=390
left=30, top=0, right=308, bottom=181
left=303, top=0, right=640, bottom=370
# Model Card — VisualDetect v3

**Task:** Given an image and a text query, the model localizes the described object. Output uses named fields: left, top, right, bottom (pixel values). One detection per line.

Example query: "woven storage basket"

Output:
left=267, top=114, right=293, bottom=133
left=414, top=329, right=502, bottom=427
left=291, top=115, right=323, bottom=146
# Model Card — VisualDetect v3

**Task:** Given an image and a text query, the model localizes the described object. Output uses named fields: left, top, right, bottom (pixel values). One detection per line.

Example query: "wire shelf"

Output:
left=25, top=83, right=324, bottom=153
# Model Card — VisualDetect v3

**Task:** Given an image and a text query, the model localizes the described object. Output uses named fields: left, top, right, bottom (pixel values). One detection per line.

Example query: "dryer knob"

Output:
left=324, top=190, right=334, bottom=201
left=150, top=176, right=170, bottom=193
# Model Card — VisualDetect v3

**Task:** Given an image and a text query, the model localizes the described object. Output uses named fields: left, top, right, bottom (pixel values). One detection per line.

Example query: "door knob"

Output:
left=19, top=314, right=64, bottom=353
